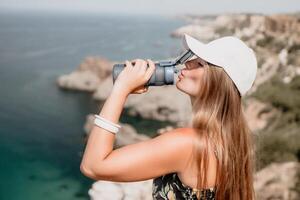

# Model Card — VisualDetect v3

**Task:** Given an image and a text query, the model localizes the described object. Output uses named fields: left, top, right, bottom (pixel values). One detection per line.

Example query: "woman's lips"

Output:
left=178, top=73, right=184, bottom=80
left=178, top=69, right=185, bottom=79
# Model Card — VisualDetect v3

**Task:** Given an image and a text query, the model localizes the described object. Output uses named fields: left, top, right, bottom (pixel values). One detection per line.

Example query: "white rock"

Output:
left=88, top=179, right=153, bottom=200
left=57, top=56, right=115, bottom=92
left=283, top=76, right=292, bottom=84
left=89, top=182, right=123, bottom=200
left=243, top=98, right=276, bottom=132
left=279, top=49, right=288, bottom=66
left=56, top=70, right=101, bottom=92
left=92, top=77, right=114, bottom=100
left=249, top=56, right=280, bottom=94
left=296, top=67, right=300, bottom=75
left=124, top=86, right=192, bottom=126
left=254, top=162, right=300, bottom=200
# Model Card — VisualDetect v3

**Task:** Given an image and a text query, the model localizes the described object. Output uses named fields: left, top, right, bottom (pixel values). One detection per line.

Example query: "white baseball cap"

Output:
left=182, top=33, right=257, bottom=96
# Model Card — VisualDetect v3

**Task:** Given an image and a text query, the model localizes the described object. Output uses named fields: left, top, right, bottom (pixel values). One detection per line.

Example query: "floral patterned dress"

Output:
left=152, top=172, right=215, bottom=200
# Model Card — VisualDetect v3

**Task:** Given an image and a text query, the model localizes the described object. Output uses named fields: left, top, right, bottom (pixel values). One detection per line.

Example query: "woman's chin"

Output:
left=175, top=80, right=184, bottom=91
left=175, top=80, right=192, bottom=96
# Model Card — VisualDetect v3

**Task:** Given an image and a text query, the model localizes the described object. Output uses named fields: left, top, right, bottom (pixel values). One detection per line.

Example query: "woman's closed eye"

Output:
left=188, top=62, right=202, bottom=69
left=197, top=62, right=204, bottom=67
left=185, top=60, right=203, bottom=69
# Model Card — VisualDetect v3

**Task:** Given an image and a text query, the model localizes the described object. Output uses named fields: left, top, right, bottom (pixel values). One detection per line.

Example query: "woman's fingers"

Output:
left=137, top=59, right=148, bottom=73
left=144, top=59, right=156, bottom=80
left=130, top=59, right=143, bottom=66
left=123, top=58, right=153, bottom=94
left=125, top=59, right=146, bottom=75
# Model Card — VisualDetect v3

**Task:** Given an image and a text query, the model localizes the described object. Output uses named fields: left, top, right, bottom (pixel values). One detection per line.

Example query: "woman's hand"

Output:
left=113, top=59, right=156, bottom=95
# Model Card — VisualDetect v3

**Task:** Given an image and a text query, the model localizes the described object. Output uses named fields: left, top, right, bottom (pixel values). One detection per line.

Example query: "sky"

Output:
left=0, top=0, right=299, bottom=16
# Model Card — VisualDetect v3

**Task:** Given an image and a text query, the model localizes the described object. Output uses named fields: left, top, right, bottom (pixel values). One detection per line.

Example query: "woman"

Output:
left=80, top=34, right=257, bottom=200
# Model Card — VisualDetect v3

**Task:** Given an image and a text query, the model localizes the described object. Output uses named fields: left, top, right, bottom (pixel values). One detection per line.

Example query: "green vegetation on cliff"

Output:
left=252, top=75, right=300, bottom=169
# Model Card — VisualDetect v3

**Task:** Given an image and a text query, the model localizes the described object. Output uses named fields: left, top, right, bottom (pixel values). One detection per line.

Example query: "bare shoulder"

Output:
left=170, top=127, right=198, bottom=140
left=157, top=127, right=198, bottom=170
left=158, top=127, right=197, bottom=144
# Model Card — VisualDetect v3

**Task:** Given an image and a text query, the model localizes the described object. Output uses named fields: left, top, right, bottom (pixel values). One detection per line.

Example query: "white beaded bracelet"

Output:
left=94, top=117, right=119, bottom=134
left=94, top=114, right=122, bottom=128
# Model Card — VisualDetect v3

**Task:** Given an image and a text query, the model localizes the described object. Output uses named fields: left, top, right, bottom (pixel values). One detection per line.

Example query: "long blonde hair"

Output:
left=190, top=59, right=255, bottom=199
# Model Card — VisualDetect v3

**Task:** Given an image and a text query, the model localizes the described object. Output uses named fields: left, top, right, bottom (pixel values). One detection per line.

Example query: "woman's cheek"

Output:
left=181, top=78, right=199, bottom=96
left=186, top=72, right=202, bottom=95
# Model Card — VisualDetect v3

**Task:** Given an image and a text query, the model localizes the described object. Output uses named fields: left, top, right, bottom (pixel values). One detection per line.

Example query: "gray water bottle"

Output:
left=112, top=49, right=195, bottom=86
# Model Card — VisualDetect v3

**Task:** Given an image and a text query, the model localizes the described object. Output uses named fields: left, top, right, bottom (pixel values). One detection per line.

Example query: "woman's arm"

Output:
left=80, top=87, right=128, bottom=176
left=80, top=59, right=194, bottom=181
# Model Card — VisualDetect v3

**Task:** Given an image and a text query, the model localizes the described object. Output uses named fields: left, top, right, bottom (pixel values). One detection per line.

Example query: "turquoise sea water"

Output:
left=0, top=11, right=186, bottom=200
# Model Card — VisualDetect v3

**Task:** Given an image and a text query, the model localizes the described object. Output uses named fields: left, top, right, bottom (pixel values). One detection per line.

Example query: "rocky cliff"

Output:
left=57, top=13, right=300, bottom=200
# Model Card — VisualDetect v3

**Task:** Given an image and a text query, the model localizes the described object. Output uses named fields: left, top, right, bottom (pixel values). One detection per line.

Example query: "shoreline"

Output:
left=56, top=12, right=300, bottom=200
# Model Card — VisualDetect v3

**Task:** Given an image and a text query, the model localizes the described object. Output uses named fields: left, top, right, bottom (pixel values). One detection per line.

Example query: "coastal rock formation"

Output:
left=249, top=55, right=281, bottom=94
left=124, top=86, right=192, bottom=126
left=92, top=77, right=113, bottom=100
left=264, top=15, right=300, bottom=34
left=57, top=13, right=300, bottom=200
left=171, top=14, right=253, bottom=42
left=56, top=56, right=114, bottom=92
left=243, top=98, right=276, bottom=132
left=254, top=162, right=300, bottom=200
left=92, top=77, right=193, bottom=126
left=88, top=179, right=153, bottom=200
left=57, top=70, right=101, bottom=92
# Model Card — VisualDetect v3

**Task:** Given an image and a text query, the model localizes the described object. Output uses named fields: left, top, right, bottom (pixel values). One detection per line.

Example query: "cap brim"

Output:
left=183, top=33, right=205, bottom=52
left=186, top=55, right=198, bottom=62
left=183, top=34, right=224, bottom=67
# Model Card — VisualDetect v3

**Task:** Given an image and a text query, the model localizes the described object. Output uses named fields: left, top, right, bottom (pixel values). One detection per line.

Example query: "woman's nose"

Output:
left=181, top=68, right=187, bottom=76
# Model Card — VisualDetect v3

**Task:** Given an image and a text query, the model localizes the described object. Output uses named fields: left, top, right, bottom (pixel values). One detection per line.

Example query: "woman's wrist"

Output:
left=98, top=86, right=128, bottom=124
left=110, top=86, right=129, bottom=100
